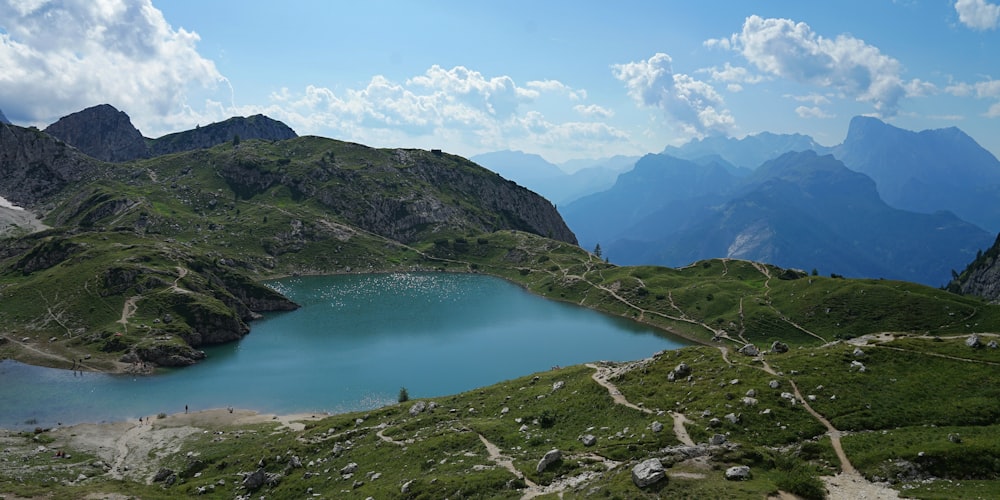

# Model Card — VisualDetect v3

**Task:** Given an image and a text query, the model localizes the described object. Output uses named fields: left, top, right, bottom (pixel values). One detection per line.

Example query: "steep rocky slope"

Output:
left=948, top=232, right=1000, bottom=301
left=43, top=104, right=150, bottom=162
left=0, top=121, right=102, bottom=209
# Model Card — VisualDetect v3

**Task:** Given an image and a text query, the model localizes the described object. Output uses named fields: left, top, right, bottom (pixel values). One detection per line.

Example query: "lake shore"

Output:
left=1, top=408, right=329, bottom=481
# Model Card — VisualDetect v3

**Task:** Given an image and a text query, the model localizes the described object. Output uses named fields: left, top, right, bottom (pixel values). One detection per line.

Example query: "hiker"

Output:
left=185, top=404, right=188, bottom=414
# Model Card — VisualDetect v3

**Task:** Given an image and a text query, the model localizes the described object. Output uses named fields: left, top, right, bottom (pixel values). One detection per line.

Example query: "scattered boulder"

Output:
left=737, top=344, right=759, bottom=357
left=288, top=456, right=302, bottom=469
left=650, top=421, right=664, bottom=433
left=341, top=462, right=359, bottom=475
left=552, top=381, right=565, bottom=392
left=710, top=434, right=727, bottom=445
left=536, top=449, right=562, bottom=473
left=770, top=341, right=789, bottom=353
left=966, top=334, right=982, bottom=348
left=768, top=380, right=780, bottom=389
left=631, top=458, right=666, bottom=488
left=745, top=389, right=757, bottom=398
left=741, top=397, right=758, bottom=406
left=242, top=468, right=267, bottom=491
left=724, top=413, right=740, bottom=424
left=580, top=434, right=597, bottom=447
left=988, top=340, right=999, bottom=349
left=725, top=465, right=751, bottom=481
left=708, top=418, right=722, bottom=428
left=667, top=362, right=691, bottom=382
left=409, top=401, right=426, bottom=416
left=850, top=360, right=867, bottom=372
left=853, top=347, right=866, bottom=358
left=153, top=468, right=175, bottom=482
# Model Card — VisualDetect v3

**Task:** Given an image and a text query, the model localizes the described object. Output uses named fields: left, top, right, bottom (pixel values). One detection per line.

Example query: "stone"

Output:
left=580, top=434, right=597, bottom=447
left=742, top=397, right=758, bottom=406
left=745, top=389, right=757, bottom=397
left=341, top=462, right=358, bottom=475
left=668, top=362, right=691, bottom=382
left=650, top=421, right=664, bottom=433
left=768, top=380, right=780, bottom=389
left=966, top=334, right=982, bottom=348
left=401, top=479, right=414, bottom=494
left=288, top=455, right=302, bottom=469
left=729, top=379, right=740, bottom=385
left=724, top=413, right=740, bottom=424
left=725, top=465, right=751, bottom=481
left=552, top=381, right=565, bottom=392
left=708, top=418, right=722, bottom=428
left=989, top=340, right=999, bottom=349
left=631, top=458, right=666, bottom=488
left=770, top=341, right=789, bottom=353
left=242, top=468, right=267, bottom=491
left=409, top=401, right=426, bottom=416
left=853, top=347, right=866, bottom=357
left=710, top=434, right=727, bottom=445
left=153, top=468, right=175, bottom=482
left=850, top=360, right=867, bottom=372
left=737, top=344, right=759, bottom=356
left=536, top=449, right=562, bottom=473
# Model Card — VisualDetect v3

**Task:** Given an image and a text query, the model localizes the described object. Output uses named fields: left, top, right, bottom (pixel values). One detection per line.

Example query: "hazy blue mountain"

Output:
left=559, top=155, right=638, bottom=174
left=608, top=151, right=991, bottom=286
left=663, top=131, right=830, bottom=169
left=471, top=150, right=635, bottom=205
left=832, top=116, right=1000, bottom=233
left=559, top=153, right=739, bottom=251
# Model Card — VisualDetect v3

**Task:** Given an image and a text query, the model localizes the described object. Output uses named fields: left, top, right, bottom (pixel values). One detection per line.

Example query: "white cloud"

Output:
left=573, top=104, right=614, bottom=118
left=0, top=0, right=227, bottom=135
left=955, top=0, right=1000, bottom=30
left=612, top=52, right=735, bottom=136
left=947, top=78, right=1000, bottom=117
left=241, top=66, right=631, bottom=162
left=795, top=106, right=834, bottom=119
left=719, top=15, right=914, bottom=117
left=788, top=93, right=832, bottom=105
left=701, top=62, right=764, bottom=86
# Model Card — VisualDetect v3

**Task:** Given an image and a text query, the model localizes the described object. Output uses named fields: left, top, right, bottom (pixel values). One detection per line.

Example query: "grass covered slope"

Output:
left=3, top=334, right=997, bottom=499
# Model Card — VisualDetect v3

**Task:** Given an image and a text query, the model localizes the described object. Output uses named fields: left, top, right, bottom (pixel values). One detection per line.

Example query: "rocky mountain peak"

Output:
left=0, top=108, right=10, bottom=124
left=43, top=104, right=149, bottom=162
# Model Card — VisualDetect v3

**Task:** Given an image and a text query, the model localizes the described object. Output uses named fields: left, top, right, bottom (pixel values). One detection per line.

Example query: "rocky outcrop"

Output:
left=0, top=108, right=10, bottom=124
left=44, top=104, right=149, bottom=162
left=124, top=343, right=207, bottom=367
left=948, top=233, right=1000, bottom=302
left=149, top=115, right=297, bottom=156
left=0, top=123, right=100, bottom=209
left=536, top=449, right=561, bottom=473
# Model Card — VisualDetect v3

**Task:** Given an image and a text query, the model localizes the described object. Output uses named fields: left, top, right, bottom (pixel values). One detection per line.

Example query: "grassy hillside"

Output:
left=2, top=333, right=997, bottom=499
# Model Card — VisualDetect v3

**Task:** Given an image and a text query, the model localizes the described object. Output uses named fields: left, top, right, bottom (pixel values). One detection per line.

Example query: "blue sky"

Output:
left=1, top=0, right=998, bottom=164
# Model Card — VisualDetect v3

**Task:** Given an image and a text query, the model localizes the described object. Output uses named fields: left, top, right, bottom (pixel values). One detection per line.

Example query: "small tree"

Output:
left=593, top=243, right=603, bottom=258
left=232, top=134, right=241, bottom=147
left=398, top=387, right=409, bottom=403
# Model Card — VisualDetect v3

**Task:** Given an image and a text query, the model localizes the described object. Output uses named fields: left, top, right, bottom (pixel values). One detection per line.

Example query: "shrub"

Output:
left=398, top=387, right=410, bottom=403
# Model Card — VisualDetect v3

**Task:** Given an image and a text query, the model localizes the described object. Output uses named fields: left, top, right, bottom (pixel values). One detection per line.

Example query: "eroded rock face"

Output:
left=536, top=449, right=562, bottom=473
left=44, top=104, right=149, bottom=162
left=0, top=123, right=100, bottom=209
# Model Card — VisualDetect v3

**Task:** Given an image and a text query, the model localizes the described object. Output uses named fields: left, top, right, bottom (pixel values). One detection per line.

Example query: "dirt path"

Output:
left=477, top=433, right=537, bottom=489
left=668, top=411, right=695, bottom=446
left=116, top=296, right=140, bottom=331
left=586, top=363, right=653, bottom=415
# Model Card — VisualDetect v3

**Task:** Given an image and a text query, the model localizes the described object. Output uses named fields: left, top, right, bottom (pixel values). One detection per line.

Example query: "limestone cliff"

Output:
left=947, top=232, right=1000, bottom=302
left=43, top=104, right=150, bottom=162
left=0, top=122, right=101, bottom=209
left=149, top=114, right=297, bottom=156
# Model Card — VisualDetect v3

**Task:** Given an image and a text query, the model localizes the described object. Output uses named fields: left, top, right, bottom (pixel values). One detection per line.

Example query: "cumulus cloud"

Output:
left=955, top=0, right=1000, bottom=30
left=612, top=52, right=735, bottom=136
left=795, top=106, right=834, bottom=119
left=248, top=66, right=630, bottom=161
left=713, top=15, right=914, bottom=117
left=946, top=78, right=1000, bottom=117
left=573, top=104, right=614, bottom=118
left=0, top=0, right=227, bottom=134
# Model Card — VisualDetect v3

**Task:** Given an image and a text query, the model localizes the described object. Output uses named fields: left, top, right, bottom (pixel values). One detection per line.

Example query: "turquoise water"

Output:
left=0, top=273, right=690, bottom=429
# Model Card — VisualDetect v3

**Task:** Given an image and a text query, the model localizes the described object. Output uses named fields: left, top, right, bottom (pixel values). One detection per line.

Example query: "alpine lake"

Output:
left=0, top=273, right=691, bottom=429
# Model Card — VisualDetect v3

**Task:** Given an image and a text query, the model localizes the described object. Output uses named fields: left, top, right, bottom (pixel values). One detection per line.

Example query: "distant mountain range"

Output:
left=42, top=104, right=297, bottom=163
left=470, top=150, right=638, bottom=206
left=561, top=117, right=1000, bottom=286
